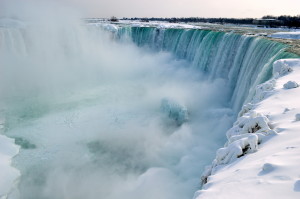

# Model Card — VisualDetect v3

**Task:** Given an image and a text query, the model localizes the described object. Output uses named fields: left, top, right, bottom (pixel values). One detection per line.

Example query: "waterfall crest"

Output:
left=117, top=27, right=298, bottom=112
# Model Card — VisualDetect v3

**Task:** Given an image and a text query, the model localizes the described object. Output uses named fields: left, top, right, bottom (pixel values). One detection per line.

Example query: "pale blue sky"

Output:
left=63, top=0, right=300, bottom=18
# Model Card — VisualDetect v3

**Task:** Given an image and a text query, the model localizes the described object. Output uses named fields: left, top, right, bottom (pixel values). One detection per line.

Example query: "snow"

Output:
left=195, top=59, right=300, bottom=199
left=86, top=23, right=118, bottom=32
left=0, top=117, right=20, bottom=198
left=100, top=24, right=118, bottom=32
left=104, top=20, right=203, bottom=30
left=283, top=81, right=299, bottom=89
left=270, top=31, right=300, bottom=40
left=273, top=59, right=294, bottom=77
left=295, top=113, right=300, bottom=121
left=0, top=134, right=20, bottom=198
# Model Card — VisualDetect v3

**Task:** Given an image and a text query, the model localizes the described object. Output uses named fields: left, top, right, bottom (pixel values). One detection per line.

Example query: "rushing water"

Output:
left=0, top=13, right=298, bottom=199
left=116, top=27, right=298, bottom=112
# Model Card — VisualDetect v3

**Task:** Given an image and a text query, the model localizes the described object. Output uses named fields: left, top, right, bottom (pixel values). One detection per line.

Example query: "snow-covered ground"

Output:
left=89, top=20, right=202, bottom=30
left=0, top=132, right=19, bottom=198
left=270, top=32, right=300, bottom=40
left=195, top=59, right=300, bottom=199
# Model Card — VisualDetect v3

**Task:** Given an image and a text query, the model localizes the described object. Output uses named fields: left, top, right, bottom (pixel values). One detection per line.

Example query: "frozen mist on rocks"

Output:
left=0, top=1, right=298, bottom=199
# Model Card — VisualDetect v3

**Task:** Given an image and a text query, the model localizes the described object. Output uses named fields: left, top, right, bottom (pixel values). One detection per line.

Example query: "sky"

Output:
left=61, top=0, right=300, bottom=18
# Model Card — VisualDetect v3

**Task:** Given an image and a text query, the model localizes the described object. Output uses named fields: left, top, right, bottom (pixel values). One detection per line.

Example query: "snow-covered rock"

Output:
left=196, top=58, right=300, bottom=199
left=283, top=81, right=299, bottom=89
left=295, top=113, right=300, bottom=121
left=200, top=109, right=273, bottom=185
left=273, top=59, right=294, bottom=77
left=238, top=103, right=254, bottom=117
left=252, top=79, right=276, bottom=103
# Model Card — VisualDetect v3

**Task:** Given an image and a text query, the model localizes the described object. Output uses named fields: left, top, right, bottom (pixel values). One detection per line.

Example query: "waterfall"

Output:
left=0, top=20, right=299, bottom=199
left=116, top=27, right=298, bottom=112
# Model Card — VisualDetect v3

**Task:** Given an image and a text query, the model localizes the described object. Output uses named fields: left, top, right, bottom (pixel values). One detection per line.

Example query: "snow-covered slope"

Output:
left=0, top=132, right=19, bottom=198
left=195, top=59, right=300, bottom=199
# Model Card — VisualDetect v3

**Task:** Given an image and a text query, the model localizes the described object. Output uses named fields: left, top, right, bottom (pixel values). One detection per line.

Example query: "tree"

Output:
left=110, top=16, right=118, bottom=22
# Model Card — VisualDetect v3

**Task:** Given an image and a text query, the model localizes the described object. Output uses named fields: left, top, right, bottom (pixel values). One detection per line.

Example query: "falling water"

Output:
left=0, top=2, right=298, bottom=199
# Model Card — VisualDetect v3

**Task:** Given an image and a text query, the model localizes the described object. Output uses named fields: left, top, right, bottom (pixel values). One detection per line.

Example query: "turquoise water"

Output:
left=117, top=27, right=298, bottom=112
left=0, top=22, right=298, bottom=199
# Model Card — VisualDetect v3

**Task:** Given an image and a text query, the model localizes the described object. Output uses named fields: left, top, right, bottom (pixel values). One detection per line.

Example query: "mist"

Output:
left=0, top=1, right=234, bottom=199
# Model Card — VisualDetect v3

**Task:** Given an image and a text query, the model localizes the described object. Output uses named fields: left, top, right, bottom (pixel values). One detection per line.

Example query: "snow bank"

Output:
left=270, top=31, right=300, bottom=40
left=0, top=133, right=20, bottom=198
left=117, top=20, right=202, bottom=30
left=196, top=58, right=300, bottom=199
left=101, top=24, right=118, bottom=32
left=0, top=116, right=20, bottom=198
left=200, top=108, right=274, bottom=185
left=87, top=23, right=118, bottom=32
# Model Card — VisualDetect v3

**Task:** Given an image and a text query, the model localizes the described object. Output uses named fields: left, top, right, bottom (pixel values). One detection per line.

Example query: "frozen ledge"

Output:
left=195, top=59, right=300, bottom=199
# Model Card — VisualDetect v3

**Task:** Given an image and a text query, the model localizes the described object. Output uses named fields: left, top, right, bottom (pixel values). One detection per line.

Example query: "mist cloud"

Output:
left=1, top=1, right=234, bottom=199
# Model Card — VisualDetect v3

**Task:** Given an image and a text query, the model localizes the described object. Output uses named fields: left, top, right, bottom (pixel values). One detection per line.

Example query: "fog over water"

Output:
left=0, top=1, right=234, bottom=199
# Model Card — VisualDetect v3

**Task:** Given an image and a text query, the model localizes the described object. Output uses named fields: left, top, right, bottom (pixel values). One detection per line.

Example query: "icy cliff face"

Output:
left=195, top=59, right=300, bottom=199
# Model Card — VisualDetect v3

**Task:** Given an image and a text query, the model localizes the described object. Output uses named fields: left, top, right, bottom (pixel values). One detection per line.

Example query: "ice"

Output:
left=295, top=113, right=300, bottom=121
left=101, top=24, right=118, bottom=32
left=294, top=180, right=300, bottom=192
left=160, top=98, right=189, bottom=126
left=196, top=59, right=300, bottom=199
left=273, top=60, right=293, bottom=77
left=270, top=31, right=300, bottom=40
left=238, top=103, right=254, bottom=117
left=0, top=135, right=20, bottom=198
left=283, top=81, right=299, bottom=89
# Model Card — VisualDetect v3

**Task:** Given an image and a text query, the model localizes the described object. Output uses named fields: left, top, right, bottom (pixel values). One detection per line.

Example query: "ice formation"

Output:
left=160, top=98, right=189, bottom=125
left=295, top=113, right=300, bottom=121
left=270, top=32, right=300, bottom=40
left=273, top=59, right=294, bottom=77
left=283, top=81, right=299, bottom=89
left=200, top=109, right=274, bottom=185
left=198, top=60, right=295, bottom=186
left=0, top=134, right=20, bottom=198
left=195, top=58, right=300, bottom=199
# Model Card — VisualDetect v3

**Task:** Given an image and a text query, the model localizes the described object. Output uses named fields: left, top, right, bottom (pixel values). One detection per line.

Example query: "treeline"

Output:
left=123, top=15, right=300, bottom=28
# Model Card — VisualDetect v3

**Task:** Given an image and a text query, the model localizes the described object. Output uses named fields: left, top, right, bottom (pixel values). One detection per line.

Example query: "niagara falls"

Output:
left=1, top=0, right=300, bottom=199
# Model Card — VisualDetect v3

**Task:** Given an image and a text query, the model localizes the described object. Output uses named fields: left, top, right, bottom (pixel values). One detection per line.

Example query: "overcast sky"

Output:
left=62, top=0, right=300, bottom=18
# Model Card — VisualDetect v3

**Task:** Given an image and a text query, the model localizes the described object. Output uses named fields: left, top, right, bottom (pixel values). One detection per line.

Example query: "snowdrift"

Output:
left=196, top=59, right=300, bottom=199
